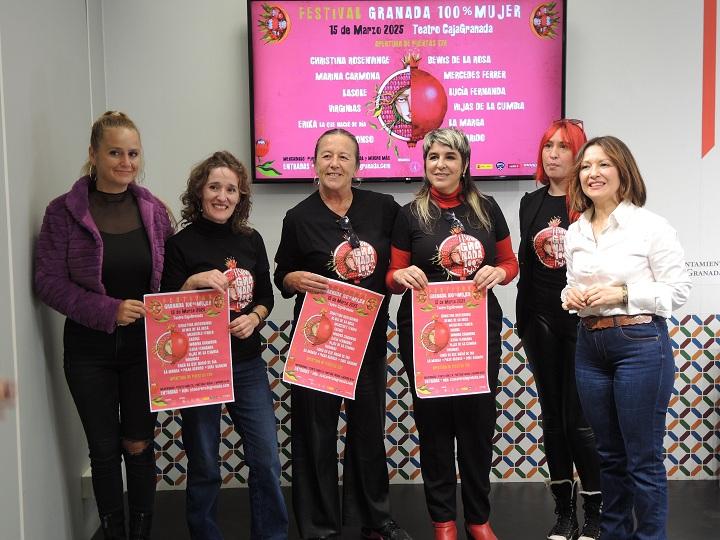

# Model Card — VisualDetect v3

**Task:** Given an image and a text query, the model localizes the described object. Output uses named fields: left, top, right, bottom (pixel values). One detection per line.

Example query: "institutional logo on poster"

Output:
left=224, top=257, right=254, bottom=312
left=533, top=217, right=566, bottom=269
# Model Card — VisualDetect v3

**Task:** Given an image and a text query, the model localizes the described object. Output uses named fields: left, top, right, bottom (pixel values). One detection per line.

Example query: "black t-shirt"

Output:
left=162, top=217, right=274, bottom=363
left=527, top=193, right=569, bottom=314
left=391, top=197, right=509, bottom=341
left=274, top=188, right=399, bottom=360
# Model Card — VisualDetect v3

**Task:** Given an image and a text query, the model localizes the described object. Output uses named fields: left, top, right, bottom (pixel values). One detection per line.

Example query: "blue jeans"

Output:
left=181, top=356, right=288, bottom=540
left=575, top=318, right=674, bottom=540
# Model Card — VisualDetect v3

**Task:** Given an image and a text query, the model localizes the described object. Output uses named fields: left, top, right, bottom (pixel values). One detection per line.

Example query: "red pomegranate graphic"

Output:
left=531, top=2, right=560, bottom=39
left=303, top=311, right=334, bottom=346
left=372, top=53, right=448, bottom=150
left=420, top=316, right=451, bottom=353
left=258, top=4, right=290, bottom=43
left=533, top=217, right=566, bottom=269
left=255, top=138, right=269, bottom=159
left=436, top=233, right=485, bottom=278
left=407, top=53, right=448, bottom=147
left=156, top=325, right=189, bottom=364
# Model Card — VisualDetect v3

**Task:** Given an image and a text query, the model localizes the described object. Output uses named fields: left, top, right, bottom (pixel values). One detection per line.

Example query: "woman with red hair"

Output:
left=516, top=119, right=601, bottom=540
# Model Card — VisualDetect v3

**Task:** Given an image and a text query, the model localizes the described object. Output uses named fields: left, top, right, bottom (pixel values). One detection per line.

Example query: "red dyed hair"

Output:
left=534, top=119, right=587, bottom=222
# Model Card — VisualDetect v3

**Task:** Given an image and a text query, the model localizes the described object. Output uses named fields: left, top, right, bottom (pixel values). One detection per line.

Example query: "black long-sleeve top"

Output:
left=162, top=216, right=273, bottom=363
left=274, top=188, right=399, bottom=361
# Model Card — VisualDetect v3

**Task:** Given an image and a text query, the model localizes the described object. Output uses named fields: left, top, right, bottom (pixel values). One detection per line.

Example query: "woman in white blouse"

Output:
left=562, top=136, right=691, bottom=540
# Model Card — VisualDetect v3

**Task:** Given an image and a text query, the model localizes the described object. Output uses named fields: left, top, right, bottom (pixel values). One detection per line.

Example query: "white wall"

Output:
left=103, top=0, right=718, bottom=323
left=0, top=23, right=21, bottom=538
left=0, top=0, right=106, bottom=538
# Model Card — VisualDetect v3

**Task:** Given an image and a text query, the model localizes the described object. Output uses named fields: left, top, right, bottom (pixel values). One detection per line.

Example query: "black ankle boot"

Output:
left=578, top=492, right=602, bottom=540
left=548, top=480, right=578, bottom=540
left=100, top=510, right=126, bottom=540
left=129, top=511, right=152, bottom=540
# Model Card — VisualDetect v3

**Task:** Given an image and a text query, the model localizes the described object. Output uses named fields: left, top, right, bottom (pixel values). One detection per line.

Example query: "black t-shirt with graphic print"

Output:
left=162, top=216, right=274, bottom=363
left=527, top=193, right=569, bottom=314
left=391, top=197, right=509, bottom=345
left=274, top=188, right=400, bottom=360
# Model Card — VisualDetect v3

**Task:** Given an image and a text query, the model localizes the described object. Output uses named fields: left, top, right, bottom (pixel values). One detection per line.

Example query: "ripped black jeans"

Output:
left=63, top=319, right=157, bottom=517
left=521, top=311, right=601, bottom=491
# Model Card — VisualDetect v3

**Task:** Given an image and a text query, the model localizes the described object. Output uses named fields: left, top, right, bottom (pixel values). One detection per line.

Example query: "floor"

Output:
left=93, top=480, right=720, bottom=539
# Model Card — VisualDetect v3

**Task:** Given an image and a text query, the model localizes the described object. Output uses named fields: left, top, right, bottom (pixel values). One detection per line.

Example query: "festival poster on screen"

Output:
left=144, top=290, right=233, bottom=412
left=411, top=281, right=489, bottom=398
left=283, top=279, right=384, bottom=399
left=249, top=0, right=563, bottom=181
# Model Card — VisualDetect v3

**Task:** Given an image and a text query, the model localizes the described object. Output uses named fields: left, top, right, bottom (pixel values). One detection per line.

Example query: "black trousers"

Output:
left=290, top=354, right=391, bottom=538
left=521, top=311, right=601, bottom=491
left=63, top=320, right=157, bottom=517
left=398, top=308, right=501, bottom=524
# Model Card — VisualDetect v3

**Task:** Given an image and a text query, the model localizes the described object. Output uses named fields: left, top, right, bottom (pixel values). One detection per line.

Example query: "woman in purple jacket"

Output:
left=35, top=111, right=174, bottom=540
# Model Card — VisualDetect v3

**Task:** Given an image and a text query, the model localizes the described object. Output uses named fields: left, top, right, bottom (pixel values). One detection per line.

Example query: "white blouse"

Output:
left=562, top=201, right=691, bottom=318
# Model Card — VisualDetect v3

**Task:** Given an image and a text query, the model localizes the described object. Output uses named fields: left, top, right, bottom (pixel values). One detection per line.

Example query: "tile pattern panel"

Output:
left=154, top=315, right=720, bottom=488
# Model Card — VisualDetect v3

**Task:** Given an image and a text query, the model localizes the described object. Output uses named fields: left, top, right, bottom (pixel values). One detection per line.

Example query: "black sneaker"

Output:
left=361, top=519, right=413, bottom=540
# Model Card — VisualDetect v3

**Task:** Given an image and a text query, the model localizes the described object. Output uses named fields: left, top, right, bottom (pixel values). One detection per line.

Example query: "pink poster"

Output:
left=284, top=278, right=385, bottom=398
left=249, top=0, right=564, bottom=181
left=144, top=290, right=233, bottom=412
left=411, top=281, right=489, bottom=398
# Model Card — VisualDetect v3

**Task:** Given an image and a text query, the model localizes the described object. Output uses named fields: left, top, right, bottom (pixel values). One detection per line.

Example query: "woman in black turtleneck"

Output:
left=161, top=151, right=288, bottom=540
left=386, top=128, right=518, bottom=540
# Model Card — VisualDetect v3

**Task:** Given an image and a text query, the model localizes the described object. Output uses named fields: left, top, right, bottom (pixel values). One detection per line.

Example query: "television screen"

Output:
left=248, top=0, right=566, bottom=182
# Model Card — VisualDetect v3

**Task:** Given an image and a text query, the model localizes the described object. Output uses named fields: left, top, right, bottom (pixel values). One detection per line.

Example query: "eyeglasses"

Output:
left=443, top=211, right=465, bottom=234
left=553, top=118, right=584, bottom=131
left=337, top=216, right=360, bottom=249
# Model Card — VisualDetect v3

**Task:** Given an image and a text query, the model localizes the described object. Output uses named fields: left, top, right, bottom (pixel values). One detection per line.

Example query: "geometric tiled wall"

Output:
left=154, top=314, right=720, bottom=488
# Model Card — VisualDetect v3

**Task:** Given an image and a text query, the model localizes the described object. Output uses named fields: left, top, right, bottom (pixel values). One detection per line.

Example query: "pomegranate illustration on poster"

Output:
left=144, top=290, right=233, bottom=412
left=411, top=281, right=489, bottom=398
left=284, top=278, right=384, bottom=399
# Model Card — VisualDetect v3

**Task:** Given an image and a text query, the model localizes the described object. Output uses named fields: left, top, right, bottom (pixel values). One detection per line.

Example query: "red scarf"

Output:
left=430, top=185, right=462, bottom=209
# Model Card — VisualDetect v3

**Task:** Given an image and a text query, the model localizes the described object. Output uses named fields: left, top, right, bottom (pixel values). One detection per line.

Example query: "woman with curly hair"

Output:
left=162, top=151, right=288, bottom=540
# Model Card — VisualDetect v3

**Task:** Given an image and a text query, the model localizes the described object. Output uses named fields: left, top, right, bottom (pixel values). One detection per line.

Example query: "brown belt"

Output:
left=581, top=314, right=653, bottom=331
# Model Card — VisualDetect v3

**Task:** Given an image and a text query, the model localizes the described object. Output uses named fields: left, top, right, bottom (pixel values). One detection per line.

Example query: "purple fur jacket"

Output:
left=35, top=176, right=174, bottom=334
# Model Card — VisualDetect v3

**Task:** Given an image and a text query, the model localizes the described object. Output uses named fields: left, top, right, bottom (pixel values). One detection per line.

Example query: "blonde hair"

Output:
left=82, top=110, right=143, bottom=178
left=412, top=128, right=490, bottom=233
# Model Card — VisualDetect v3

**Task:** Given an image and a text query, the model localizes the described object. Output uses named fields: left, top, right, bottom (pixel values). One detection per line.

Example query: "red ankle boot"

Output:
left=433, top=521, right=457, bottom=540
left=465, top=522, right=498, bottom=540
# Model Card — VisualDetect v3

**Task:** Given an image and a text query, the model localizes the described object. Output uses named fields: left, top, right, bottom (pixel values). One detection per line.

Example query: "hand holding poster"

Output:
left=284, top=278, right=384, bottom=399
left=144, top=290, right=233, bottom=412
left=412, top=281, right=488, bottom=398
